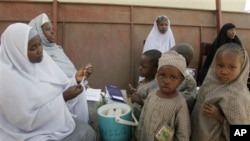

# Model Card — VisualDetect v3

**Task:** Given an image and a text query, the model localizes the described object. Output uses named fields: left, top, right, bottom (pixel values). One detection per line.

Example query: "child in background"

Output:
left=191, top=43, right=250, bottom=141
left=170, top=43, right=197, bottom=113
left=142, top=15, right=175, bottom=53
left=136, top=50, right=190, bottom=141
left=139, top=15, right=175, bottom=82
left=129, top=49, right=162, bottom=120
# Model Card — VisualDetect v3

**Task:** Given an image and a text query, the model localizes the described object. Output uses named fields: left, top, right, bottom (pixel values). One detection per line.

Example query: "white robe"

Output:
left=29, top=13, right=89, bottom=123
left=143, top=15, right=175, bottom=53
left=0, top=23, right=87, bottom=141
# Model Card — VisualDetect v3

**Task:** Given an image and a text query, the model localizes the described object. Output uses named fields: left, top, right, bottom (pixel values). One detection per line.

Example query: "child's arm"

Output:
left=203, top=103, right=224, bottom=124
left=135, top=96, right=149, bottom=141
left=128, top=83, right=136, bottom=97
left=131, top=94, right=144, bottom=106
left=174, top=103, right=191, bottom=141
left=129, top=84, right=137, bottom=93
left=128, top=84, right=144, bottom=105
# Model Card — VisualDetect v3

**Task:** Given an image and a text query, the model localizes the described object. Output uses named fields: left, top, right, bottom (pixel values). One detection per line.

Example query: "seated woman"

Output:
left=29, top=13, right=83, bottom=78
left=29, top=13, right=92, bottom=123
left=0, top=23, right=96, bottom=141
left=198, top=23, right=242, bottom=85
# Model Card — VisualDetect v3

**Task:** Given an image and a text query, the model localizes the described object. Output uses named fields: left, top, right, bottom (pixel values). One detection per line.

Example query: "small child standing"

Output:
left=136, top=50, right=190, bottom=141
left=191, top=43, right=250, bottom=141
left=129, top=49, right=162, bottom=120
left=170, top=43, right=197, bottom=113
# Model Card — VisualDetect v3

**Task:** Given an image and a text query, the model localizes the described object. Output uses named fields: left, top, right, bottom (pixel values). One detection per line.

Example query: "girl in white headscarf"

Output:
left=0, top=23, right=96, bottom=141
left=143, top=15, right=175, bottom=53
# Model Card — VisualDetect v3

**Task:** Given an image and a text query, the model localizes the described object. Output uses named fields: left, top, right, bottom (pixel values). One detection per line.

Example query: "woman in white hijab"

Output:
left=0, top=23, right=96, bottom=141
left=29, top=13, right=76, bottom=78
left=139, top=15, right=175, bottom=82
left=29, top=13, right=92, bottom=80
left=29, top=13, right=90, bottom=124
left=143, top=15, right=175, bottom=53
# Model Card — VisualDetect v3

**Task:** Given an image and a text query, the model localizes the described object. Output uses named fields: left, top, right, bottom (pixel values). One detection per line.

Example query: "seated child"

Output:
left=170, top=43, right=197, bottom=113
left=191, top=43, right=250, bottom=141
left=129, top=49, right=162, bottom=120
left=136, top=50, right=190, bottom=141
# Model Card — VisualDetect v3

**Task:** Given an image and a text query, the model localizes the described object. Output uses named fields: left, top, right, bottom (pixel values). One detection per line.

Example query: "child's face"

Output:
left=28, top=35, right=43, bottom=63
left=215, top=51, right=242, bottom=84
left=157, top=65, right=184, bottom=95
left=139, top=55, right=156, bottom=78
left=42, top=22, right=55, bottom=43
left=157, top=20, right=168, bottom=34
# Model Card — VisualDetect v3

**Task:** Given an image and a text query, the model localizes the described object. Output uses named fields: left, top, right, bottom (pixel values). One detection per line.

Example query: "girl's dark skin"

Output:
left=130, top=55, right=157, bottom=106
left=156, top=65, right=184, bottom=99
left=203, top=50, right=243, bottom=124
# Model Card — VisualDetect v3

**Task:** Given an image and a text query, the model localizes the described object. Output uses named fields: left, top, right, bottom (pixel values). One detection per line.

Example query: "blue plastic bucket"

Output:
left=97, top=103, right=138, bottom=141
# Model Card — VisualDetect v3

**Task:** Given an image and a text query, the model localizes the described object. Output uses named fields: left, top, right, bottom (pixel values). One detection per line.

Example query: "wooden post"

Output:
left=53, top=0, right=58, bottom=42
left=215, top=0, right=222, bottom=33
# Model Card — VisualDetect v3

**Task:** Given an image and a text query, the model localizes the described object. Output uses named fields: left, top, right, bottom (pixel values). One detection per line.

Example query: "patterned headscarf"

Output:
left=158, top=50, right=186, bottom=76
left=191, top=43, right=250, bottom=141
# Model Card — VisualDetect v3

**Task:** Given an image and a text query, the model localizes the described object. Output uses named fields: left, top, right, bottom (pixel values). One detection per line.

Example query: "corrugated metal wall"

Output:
left=1, top=1, right=250, bottom=90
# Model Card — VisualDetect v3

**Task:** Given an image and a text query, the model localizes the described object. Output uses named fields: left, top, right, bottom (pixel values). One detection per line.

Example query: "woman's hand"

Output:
left=63, top=85, right=83, bottom=101
left=75, top=63, right=93, bottom=83
left=203, top=103, right=224, bottom=124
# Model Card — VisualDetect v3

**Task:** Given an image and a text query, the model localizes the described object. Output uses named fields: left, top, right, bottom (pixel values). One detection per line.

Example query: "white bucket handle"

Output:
left=115, top=112, right=138, bottom=126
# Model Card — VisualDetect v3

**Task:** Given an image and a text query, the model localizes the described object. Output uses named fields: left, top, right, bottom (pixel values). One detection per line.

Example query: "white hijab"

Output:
left=143, top=15, right=175, bottom=53
left=29, top=14, right=89, bottom=123
left=29, top=13, right=77, bottom=78
left=0, top=23, right=75, bottom=141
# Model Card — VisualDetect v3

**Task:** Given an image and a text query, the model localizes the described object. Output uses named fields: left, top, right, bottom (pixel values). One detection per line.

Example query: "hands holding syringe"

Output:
left=63, top=63, right=93, bottom=101
left=75, top=63, right=93, bottom=84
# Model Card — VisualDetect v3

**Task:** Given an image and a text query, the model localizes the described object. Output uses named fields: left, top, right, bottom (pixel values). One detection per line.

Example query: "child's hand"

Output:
left=203, top=103, right=224, bottom=124
left=131, top=94, right=143, bottom=106
left=129, top=83, right=137, bottom=93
